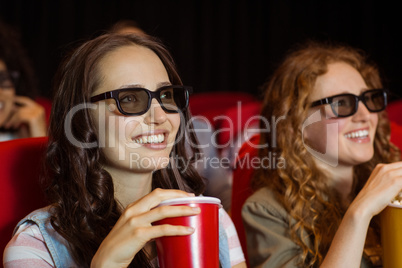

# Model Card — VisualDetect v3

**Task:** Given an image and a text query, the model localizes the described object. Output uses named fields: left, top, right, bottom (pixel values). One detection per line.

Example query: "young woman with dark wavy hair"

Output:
left=3, top=33, right=246, bottom=267
left=242, top=41, right=401, bottom=267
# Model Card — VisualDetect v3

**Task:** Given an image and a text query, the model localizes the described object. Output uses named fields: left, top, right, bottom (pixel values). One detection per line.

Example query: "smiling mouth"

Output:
left=344, top=129, right=369, bottom=139
left=133, top=134, right=165, bottom=144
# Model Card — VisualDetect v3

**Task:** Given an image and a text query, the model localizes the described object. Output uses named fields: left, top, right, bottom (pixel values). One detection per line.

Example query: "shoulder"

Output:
left=0, top=131, right=19, bottom=141
left=244, top=187, right=283, bottom=211
left=3, top=222, right=54, bottom=267
left=242, top=187, right=290, bottom=223
left=13, top=206, right=54, bottom=236
left=5, top=205, right=75, bottom=268
left=219, top=209, right=246, bottom=266
left=219, top=209, right=238, bottom=239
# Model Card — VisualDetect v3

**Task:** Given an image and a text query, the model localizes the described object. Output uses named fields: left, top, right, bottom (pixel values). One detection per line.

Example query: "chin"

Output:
left=0, top=113, right=8, bottom=125
left=341, top=150, right=375, bottom=166
left=144, top=156, right=171, bottom=171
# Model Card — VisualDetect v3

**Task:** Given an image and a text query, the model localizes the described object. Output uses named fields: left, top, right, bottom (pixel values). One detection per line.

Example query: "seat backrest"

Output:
left=189, top=91, right=257, bottom=130
left=218, top=101, right=261, bottom=147
left=231, top=133, right=260, bottom=264
left=390, top=121, right=402, bottom=157
left=0, top=137, right=48, bottom=258
left=387, top=99, right=402, bottom=126
left=36, top=97, right=52, bottom=126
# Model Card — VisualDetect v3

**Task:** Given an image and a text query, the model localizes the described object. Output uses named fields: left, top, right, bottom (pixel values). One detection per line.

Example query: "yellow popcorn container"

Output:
left=380, top=203, right=402, bottom=268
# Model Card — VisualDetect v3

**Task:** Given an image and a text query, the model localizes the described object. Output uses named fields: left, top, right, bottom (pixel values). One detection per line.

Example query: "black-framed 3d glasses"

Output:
left=90, top=85, right=192, bottom=116
left=310, top=89, right=387, bottom=118
left=0, top=71, right=20, bottom=89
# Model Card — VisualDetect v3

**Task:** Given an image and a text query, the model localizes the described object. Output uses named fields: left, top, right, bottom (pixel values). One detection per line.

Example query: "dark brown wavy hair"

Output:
left=44, top=33, right=205, bottom=267
left=0, top=19, right=38, bottom=98
left=252, top=41, right=400, bottom=267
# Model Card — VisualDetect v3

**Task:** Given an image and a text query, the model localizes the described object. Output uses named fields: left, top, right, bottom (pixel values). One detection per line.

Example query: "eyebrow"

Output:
left=360, top=88, right=370, bottom=94
left=333, top=89, right=370, bottom=96
left=118, top=81, right=172, bottom=89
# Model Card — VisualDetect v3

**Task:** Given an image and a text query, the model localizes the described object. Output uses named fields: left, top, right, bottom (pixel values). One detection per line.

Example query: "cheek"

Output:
left=0, top=90, right=15, bottom=103
left=303, top=121, right=328, bottom=153
left=92, top=104, right=143, bottom=145
left=0, top=91, right=15, bottom=124
left=100, top=116, right=145, bottom=163
left=104, top=115, right=143, bottom=143
left=336, top=119, right=348, bottom=134
left=371, top=113, right=379, bottom=130
left=303, top=116, right=344, bottom=154
left=168, top=113, right=181, bottom=133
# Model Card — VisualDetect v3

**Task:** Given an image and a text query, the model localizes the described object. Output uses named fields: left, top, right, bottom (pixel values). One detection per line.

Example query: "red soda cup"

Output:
left=153, top=196, right=221, bottom=268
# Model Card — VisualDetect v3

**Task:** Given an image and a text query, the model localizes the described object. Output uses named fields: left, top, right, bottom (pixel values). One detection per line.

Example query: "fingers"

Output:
left=3, top=110, right=22, bottom=129
left=94, top=189, right=198, bottom=265
left=356, top=161, right=402, bottom=218
left=120, top=188, right=200, bottom=238
left=13, top=95, right=36, bottom=107
left=372, top=162, right=402, bottom=191
left=144, top=204, right=201, bottom=224
left=127, top=188, right=195, bottom=213
left=124, top=206, right=198, bottom=249
left=2, top=96, right=47, bottom=136
left=373, top=161, right=402, bottom=173
left=143, top=223, right=195, bottom=239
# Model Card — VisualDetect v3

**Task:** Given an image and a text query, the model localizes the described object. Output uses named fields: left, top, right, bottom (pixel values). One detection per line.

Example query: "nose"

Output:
left=143, top=99, right=167, bottom=125
left=352, top=100, right=371, bottom=121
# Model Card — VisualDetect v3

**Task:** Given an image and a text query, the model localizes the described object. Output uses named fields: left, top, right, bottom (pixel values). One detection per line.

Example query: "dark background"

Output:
left=0, top=0, right=401, bottom=102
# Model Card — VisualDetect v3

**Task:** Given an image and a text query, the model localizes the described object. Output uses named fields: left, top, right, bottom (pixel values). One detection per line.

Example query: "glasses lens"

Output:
left=0, top=72, right=14, bottom=89
left=159, top=86, right=187, bottom=112
left=363, top=90, right=386, bottom=112
left=330, top=95, right=356, bottom=117
left=118, top=89, right=149, bottom=114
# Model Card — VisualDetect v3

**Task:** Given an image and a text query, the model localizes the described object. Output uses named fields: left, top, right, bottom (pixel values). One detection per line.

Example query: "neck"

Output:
left=315, top=160, right=354, bottom=203
left=105, top=166, right=153, bottom=209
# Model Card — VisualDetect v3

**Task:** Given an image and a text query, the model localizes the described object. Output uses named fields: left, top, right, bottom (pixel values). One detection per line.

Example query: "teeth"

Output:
left=134, top=134, right=165, bottom=144
left=344, top=130, right=369, bottom=139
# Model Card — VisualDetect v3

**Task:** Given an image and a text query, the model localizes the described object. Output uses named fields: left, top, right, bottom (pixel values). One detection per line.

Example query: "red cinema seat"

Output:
left=189, top=91, right=257, bottom=130
left=0, top=137, right=48, bottom=259
left=387, top=99, right=402, bottom=126
left=390, top=121, right=402, bottom=156
left=36, top=97, right=52, bottom=126
left=218, top=101, right=261, bottom=147
left=231, top=134, right=260, bottom=264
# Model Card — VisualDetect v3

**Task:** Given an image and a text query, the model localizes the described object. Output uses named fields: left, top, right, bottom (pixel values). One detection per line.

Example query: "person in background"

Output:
left=3, top=33, right=246, bottom=267
left=108, top=18, right=233, bottom=210
left=108, top=19, right=147, bottom=36
left=0, top=20, right=47, bottom=140
left=242, top=41, right=401, bottom=267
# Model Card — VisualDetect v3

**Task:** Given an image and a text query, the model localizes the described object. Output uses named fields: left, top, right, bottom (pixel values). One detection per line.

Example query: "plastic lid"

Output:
left=388, top=202, right=402, bottom=208
left=158, top=196, right=222, bottom=207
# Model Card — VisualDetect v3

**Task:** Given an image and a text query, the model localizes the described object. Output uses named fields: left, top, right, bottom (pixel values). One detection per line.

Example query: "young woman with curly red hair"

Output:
left=242, top=41, right=401, bottom=267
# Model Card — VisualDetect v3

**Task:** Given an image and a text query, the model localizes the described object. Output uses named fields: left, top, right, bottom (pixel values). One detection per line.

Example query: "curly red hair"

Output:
left=253, top=41, right=400, bottom=266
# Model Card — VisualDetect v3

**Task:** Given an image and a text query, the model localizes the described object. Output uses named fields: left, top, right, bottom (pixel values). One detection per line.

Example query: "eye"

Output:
left=332, top=99, right=345, bottom=107
left=120, top=94, right=137, bottom=103
left=0, top=74, right=14, bottom=88
left=161, top=91, right=173, bottom=100
left=332, top=97, right=351, bottom=107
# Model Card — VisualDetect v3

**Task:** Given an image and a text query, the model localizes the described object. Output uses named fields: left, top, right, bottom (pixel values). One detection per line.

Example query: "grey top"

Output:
left=242, top=187, right=374, bottom=268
